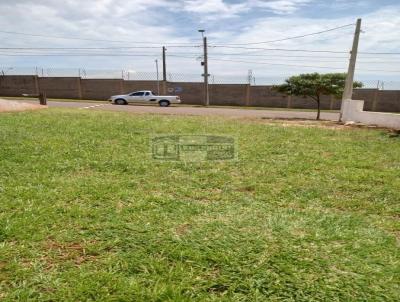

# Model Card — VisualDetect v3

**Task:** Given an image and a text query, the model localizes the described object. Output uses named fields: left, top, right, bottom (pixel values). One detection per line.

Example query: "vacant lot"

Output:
left=0, top=109, right=399, bottom=301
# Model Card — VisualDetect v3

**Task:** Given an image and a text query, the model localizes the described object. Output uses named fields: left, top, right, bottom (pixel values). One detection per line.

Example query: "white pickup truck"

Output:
left=108, top=90, right=181, bottom=107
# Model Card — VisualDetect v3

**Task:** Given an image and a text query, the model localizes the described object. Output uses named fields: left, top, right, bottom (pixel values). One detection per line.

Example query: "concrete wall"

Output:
left=81, top=79, right=123, bottom=100
left=123, top=80, right=159, bottom=94
left=167, top=82, right=203, bottom=104
left=38, top=77, right=81, bottom=99
left=0, top=75, right=38, bottom=96
left=210, top=84, right=248, bottom=106
left=376, top=90, right=400, bottom=113
left=352, top=89, right=376, bottom=111
left=342, top=100, right=400, bottom=129
left=249, top=86, right=288, bottom=108
left=1, top=75, right=399, bottom=113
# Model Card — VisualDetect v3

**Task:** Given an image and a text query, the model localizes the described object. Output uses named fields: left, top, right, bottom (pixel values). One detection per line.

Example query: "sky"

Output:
left=0, top=0, right=399, bottom=86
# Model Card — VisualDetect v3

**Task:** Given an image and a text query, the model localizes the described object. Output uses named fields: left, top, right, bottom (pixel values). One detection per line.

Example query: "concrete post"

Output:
left=287, top=95, right=292, bottom=108
left=340, top=18, right=362, bottom=120
left=372, top=88, right=379, bottom=112
left=329, top=95, right=335, bottom=110
left=120, top=79, right=124, bottom=94
left=34, top=75, right=40, bottom=95
left=245, top=84, right=251, bottom=106
left=372, top=81, right=380, bottom=112
left=77, top=77, right=83, bottom=99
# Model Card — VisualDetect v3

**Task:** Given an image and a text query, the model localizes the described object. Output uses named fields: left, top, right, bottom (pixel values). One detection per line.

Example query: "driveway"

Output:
left=17, top=99, right=340, bottom=120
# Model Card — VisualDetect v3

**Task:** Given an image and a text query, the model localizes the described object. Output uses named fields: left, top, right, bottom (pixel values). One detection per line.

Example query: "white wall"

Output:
left=342, top=100, right=400, bottom=129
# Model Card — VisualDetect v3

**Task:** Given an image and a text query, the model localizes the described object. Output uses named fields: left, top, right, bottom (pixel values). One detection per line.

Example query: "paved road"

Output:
left=22, top=100, right=340, bottom=120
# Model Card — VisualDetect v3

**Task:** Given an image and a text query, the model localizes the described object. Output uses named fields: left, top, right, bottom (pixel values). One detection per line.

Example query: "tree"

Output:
left=273, top=73, right=363, bottom=120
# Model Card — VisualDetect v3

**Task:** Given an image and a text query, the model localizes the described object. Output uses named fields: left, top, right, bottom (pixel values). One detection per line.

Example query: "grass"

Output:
left=0, top=108, right=399, bottom=301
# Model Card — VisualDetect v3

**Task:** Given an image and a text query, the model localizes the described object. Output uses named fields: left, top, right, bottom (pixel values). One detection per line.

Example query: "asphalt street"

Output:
left=20, top=100, right=340, bottom=120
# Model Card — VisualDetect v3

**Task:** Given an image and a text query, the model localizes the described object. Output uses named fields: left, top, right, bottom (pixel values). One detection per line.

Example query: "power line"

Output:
left=201, top=57, right=347, bottom=70
left=168, top=55, right=400, bottom=72
left=209, top=46, right=350, bottom=53
left=0, top=46, right=198, bottom=50
left=221, top=23, right=355, bottom=45
left=0, top=51, right=398, bottom=64
left=359, top=51, right=400, bottom=55
left=209, top=56, right=400, bottom=64
left=0, top=49, right=347, bottom=59
left=0, top=53, right=162, bottom=57
left=207, top=52, right=400, bottom=63
left=168, top=54, right=345, bottom=69
left=0, top=23, right=354, bottom=47
left=207, top=52, right=349, bottom=59
left=209, top=58, right=400, bottom=73
left=0, top=30, right=198, bottom=46
left=210, top=46, right=400, bottom=55
left=1, top=51, right=398, bottom=65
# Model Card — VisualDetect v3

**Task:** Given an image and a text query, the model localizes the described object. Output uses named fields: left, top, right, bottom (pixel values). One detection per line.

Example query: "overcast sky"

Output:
left=1, top=0, right=399, bottom=84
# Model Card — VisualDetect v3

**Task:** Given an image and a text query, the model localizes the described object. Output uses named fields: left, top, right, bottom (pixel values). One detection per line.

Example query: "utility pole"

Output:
left=155, top=59, right=160, bottom=95
left=162, top=46, right=167, bottom=94
left=162, top=46, right=167, bottom=82
left=340, top=18, right=362, bottom=120
left=202, top=36, right=209, bottom=106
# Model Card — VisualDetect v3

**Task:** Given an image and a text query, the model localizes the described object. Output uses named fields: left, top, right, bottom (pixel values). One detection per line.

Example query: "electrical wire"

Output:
left=0, top=23, right=354, bottom=46
left=0, top=49, right=348, bottom=59
left=0, top=53, right=162, bottom=57
left=168, top=55, right=400, bottom=73
left=359, top=51, right=400, bottom=55
left=209, top=58, right=400, bottom=73
left=207, top=52, right=349, bottom=59
left=0, top=46, right=199, bottom=50
left=1, top=49, right=399, bottom=70
left=198, top=57, right=347, bottom=70
left=220, top=23, right=355, bottom=45
left=0, top=30, right=198, bottom=45
left=209, top=46, right=400, bottom=55
left=209, top=46, right=350, bottom=53
left=2, top=51, right=398, bottom=64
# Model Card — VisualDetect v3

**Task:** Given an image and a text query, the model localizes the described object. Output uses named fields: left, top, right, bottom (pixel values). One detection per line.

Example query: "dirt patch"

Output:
left=0, top=99, right=46, bottom=113
left=238, top=116, right=397, bottom=132
left=175, top=223, right=191, bottom=236
left=39, top=238, right=98, bottom=270
left=236, top=116, right=346, bottom=129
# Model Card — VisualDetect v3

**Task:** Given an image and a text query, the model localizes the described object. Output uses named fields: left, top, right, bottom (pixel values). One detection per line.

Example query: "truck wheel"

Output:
left=115, top=98, right=127, bottom=105
left=159, top=100, right=170, bottom=107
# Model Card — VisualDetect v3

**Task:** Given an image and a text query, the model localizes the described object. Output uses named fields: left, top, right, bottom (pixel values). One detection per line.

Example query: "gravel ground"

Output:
left=0, top=99, right=46, bottom=112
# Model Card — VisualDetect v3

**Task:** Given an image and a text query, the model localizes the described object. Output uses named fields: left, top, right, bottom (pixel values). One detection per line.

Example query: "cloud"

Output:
left=207, top=5, right=400, bottom=78
left=0, top=0, right=399, bottom=81
left=249, top=0, right=314, bottom=14
left=182, top=0, right=249, bottom=19
left=181, top=0, right=314, bottom=19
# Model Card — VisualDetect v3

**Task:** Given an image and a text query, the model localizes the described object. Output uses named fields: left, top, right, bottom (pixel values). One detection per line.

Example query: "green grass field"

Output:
left=0, top=109, right=399, bottom=301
